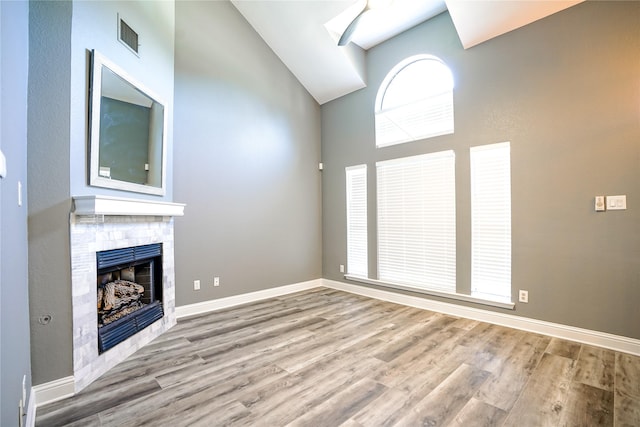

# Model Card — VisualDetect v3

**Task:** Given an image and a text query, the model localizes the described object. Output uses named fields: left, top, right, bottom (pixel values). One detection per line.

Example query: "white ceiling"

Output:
left=230, top=0, right=584, bottom=105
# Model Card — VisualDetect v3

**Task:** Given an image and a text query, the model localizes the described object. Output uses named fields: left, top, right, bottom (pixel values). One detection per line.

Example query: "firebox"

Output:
left=96, top=243, right=163, bottom=353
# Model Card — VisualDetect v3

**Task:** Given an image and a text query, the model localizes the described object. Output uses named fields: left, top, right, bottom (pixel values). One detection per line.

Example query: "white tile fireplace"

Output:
left=70, top=196, right=185, bottom=392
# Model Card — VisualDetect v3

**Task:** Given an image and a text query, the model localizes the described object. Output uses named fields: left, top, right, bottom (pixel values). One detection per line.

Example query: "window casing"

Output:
left=343, top=56, right=514, bottom=308
left=470, top=142, right=512, bottom=302
left=377, top=151, right=456, bottom=293
left=375, top=55, right=454, bottom=148
left=346, top=165, right=368, bottom=277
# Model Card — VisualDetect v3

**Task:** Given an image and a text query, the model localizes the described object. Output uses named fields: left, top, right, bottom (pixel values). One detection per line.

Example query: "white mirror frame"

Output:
left=89, top=50, right=167, bottom=196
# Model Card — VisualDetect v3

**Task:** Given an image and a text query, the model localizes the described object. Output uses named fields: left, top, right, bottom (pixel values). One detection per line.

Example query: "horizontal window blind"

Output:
left=346, top=165, right=368, bottom=277
left=377, top=151, right=456, bottom=292
left=470, top=142, right=511, bottom=302
left=376, top=92, right=454, bottom=147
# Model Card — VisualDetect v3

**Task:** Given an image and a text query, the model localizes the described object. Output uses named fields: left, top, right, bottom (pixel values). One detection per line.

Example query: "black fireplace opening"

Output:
left=96, top=243, right=164, bottom=353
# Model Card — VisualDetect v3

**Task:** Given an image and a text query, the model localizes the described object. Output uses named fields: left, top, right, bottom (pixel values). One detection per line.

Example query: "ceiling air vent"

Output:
left=118, top=15, right=139, bottom=56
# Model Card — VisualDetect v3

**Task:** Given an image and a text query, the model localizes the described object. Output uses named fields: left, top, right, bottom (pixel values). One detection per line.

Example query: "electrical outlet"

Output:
left=519, top=290, right=529, bottom=303
left=339, top=264, right=345, bottom=273
left=193, top=280, right=200, bottom=290
left=213, top=277, right=220, bottom=287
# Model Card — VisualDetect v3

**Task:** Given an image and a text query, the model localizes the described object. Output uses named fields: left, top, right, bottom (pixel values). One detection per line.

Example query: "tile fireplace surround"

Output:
left=70, top=196, right=185, bottom=391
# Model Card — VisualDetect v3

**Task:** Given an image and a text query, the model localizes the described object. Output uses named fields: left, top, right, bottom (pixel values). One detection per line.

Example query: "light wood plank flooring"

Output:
left=36, top=288, right=640, bottom=426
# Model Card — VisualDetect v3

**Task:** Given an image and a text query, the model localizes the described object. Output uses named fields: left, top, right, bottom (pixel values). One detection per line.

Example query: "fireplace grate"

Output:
left=97, top=243, right=162, bottom=270
left=98, top=301, right=164, bottom=353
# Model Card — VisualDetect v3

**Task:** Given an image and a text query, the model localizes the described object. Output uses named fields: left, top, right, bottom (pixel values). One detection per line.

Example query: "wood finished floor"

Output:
left=37, top=288, right=640, bottom=426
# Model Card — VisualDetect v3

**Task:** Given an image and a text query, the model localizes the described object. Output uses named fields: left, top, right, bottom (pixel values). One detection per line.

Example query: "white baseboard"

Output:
left=175, top=278, right=323, bottom=319
left=323, top=279, right=640, bottom=356
left=31, top=375, right=75, bottom=410
left=25, top=388, right=36, bottom=427
left=32, top=276, right=639, bottom=416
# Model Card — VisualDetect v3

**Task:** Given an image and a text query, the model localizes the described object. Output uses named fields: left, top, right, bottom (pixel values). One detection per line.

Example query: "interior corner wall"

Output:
left=27, top=0, right=175, bottom=387
left=28, top=0, right=74, bottom=387
left=1, top=0, right=32, bottom=424
left=173, top=1, right=322, bottom=306
left=321, top=1, right=640, bottom=339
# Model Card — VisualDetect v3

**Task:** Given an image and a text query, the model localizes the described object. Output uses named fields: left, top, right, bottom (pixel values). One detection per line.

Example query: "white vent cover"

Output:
left=118, top=15, right=139, bottom=55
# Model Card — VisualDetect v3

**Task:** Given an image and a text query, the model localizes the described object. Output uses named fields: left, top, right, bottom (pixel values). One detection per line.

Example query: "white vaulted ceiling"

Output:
left=230, top=0, right=584, bottom=105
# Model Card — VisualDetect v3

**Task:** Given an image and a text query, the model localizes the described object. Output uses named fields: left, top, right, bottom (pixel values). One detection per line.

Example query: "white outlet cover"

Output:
left=519, top=290, right=528, bottom=303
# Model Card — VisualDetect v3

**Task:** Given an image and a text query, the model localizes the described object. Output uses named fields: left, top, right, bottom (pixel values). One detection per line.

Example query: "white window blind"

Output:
left=346, top=165, right=368, bottom=277
left=470, top=142, right=511, bottom=302
left=375, top=56, right=454, bottom=148
left=376, top=92, right=454, bottom=147
left=377, top=151, right=456, bottom=292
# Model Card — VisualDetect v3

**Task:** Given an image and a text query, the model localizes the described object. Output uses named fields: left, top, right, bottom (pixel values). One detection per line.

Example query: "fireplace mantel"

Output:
left=73, top=195, right=185, bottom=217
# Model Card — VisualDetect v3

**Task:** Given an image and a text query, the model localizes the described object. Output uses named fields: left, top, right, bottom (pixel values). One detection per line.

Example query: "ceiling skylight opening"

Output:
left=325, top=0, right=448, bottom=50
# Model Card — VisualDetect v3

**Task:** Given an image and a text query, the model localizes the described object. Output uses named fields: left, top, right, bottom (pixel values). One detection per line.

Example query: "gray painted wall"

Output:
left=173, top=1, right=322, bottom=306
left=27, top=0, right=175, bottom=385
left=68, top=0, right=175, bottom=199
left=28, top=0, right=74, bottom=386
left=18, top=0, right=639, bottom=394
left=322, top=1, right=640, bottom=339
left=1, top=1, right=32, bottom=424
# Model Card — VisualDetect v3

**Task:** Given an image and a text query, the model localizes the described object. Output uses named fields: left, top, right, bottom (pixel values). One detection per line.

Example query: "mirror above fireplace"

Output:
left=89, top=50, right=167, bottom=196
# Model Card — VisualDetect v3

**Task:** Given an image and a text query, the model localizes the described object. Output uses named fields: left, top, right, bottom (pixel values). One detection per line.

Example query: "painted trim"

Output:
left=31, top=376, right=75, bottom=409
left=32, top=276, right=640, bottom=415
left=175, top=279, right=323, bottom=319
left=25, top=388, right=36, bottom=427
left=72, top=195, right=185, bottom=217
left=345, top=274, right=515, bottom=310
left=323, top=279, right=640, bottom=356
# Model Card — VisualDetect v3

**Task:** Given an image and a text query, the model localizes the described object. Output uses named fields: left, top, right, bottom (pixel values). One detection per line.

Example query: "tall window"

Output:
left=470, top=142, right=511, bottom=302
left=375, top=55, right=454, bottom=148
left=377, top=151, right=456, bottom=292
left=346, top=165, right=368, bottom=276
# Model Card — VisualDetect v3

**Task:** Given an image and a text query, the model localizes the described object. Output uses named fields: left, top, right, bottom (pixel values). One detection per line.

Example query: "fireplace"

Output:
left=71, top=195, right=184, bottom=392
left=96, top=244, right=164, bottom=353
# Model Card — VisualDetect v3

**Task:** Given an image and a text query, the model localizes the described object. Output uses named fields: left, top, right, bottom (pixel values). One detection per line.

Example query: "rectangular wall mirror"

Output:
left=89, top=50, right=167, bottom=196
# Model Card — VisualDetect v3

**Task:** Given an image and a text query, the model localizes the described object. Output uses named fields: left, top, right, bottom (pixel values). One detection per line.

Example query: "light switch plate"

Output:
left=595, top=196, right=605, bottom=212
left=607, top=195, right=627, bottom=210
left=0, top=149, right=6, bottom=178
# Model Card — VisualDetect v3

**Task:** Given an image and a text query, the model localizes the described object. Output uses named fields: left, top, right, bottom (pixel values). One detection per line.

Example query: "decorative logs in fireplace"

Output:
left=96, top=244, right=164, bottom=353
left=98, top=279, right=145, bottom=325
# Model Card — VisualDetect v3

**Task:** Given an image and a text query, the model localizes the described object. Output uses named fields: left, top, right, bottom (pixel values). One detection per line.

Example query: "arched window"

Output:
left=375, top=55, right=454, bottom=147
